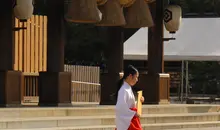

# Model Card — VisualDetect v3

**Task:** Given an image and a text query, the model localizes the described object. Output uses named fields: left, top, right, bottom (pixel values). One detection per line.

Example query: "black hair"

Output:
left=115, top=65, right=138, bottom=99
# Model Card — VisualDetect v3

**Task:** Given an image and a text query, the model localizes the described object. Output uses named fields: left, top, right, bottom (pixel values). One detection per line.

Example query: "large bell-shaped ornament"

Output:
left=124, top=0, right=154, bottom=28
left=96, top=0, right=126, bottom=26
left=65, top=0, right=102, bottom=23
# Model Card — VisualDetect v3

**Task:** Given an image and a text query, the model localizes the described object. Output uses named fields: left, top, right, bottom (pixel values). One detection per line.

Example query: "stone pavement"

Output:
left=170, top=127, right=220, bottom=130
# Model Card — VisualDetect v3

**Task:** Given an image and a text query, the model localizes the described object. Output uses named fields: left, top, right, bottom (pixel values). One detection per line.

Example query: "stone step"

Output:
left=141, top=112, right=220, bottom=124
left=170, top=128, right=220, bottom=130
left=1, top=121, right=220, bottom=130
left=0, top=104, right=219, bottom=118
left=0, top=112, right=220, bottom=129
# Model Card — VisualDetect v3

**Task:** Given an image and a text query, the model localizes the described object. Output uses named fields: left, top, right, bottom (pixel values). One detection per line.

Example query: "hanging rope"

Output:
left=144, top=0, right=155, bottom=3
left=97, top=0, right=107, bottom=6
left=119, top=0, right=136, bottom=7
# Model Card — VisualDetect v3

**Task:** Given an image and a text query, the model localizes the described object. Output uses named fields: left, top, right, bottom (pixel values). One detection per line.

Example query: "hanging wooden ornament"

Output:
left=96, top=0, right=126, bottom=26
left=124, top=0, right=154, bottom=28
left=65, top=0, right=102, bottom=23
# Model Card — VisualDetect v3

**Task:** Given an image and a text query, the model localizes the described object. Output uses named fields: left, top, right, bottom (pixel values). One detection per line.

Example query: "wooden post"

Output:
left=0, top=0, right=22, bottom=107
left=100, top=27, right=124, bottom=105
left=38, top=0, right=72, bottom=106
left=136, top=1, right=170, bottom=104
left=148, top=1, right=164, bottom=74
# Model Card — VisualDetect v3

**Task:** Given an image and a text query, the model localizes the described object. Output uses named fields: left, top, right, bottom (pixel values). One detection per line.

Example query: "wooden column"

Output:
left=38, top=0, right=72, bottom=106
left=100, top=27, right=124, bottom=105
left=148, top=1, right=164, bottom=74
left=0, top=0, right=22, bottom=107
left=136, top=1, right=170, bottom=104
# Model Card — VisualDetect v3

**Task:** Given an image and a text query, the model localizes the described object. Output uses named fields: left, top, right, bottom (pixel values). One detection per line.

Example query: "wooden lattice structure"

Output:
left=13, top=15, right=47, bottom=103
left=14, top=16, right=47, bottom=72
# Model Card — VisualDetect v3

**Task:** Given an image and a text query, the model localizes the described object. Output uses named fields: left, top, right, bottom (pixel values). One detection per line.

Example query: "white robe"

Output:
left=115, top=82, right=136, bottom=130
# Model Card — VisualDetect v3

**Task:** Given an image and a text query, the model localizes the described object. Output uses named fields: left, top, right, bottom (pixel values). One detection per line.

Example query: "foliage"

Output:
left=64, top=23, right=108, bottom=66
left=177, top=0, right=220, bottom=16
left=189, top=61, right=220, bottom=95
left=33, top=0, right=47, bottom=15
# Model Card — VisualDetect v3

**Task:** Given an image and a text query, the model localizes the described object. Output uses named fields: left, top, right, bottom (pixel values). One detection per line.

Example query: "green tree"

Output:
left=64, top=23, right=108, bottom=65
left=178, top=0, right=220, bottom=17
left=189, top=61, right=220, bottom=95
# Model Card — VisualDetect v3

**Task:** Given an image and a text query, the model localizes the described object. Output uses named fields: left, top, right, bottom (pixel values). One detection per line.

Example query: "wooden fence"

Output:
left=22, top=65, right=101, bottom=103
left=65, top=65, right=100, bottom=102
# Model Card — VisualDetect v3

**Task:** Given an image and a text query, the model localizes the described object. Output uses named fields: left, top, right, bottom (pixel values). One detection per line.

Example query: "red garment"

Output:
left=128, top=108, right=142, bottom=130
left=115, top=108, right=142, bottom=130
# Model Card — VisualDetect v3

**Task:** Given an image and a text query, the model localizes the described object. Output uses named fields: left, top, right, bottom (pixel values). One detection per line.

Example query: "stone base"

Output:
left=0, top=70, right=22, bottom=107
left=159, top=99, right=170, bottom=105
left=38, top=72, right=72, bottom=107
left=136, top=73, right=170, bottom=104
left=39, top=103, right=73, bottom=107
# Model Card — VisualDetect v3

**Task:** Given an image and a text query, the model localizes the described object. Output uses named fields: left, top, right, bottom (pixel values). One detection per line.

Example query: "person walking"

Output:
left=115, top=65, right=144, bottom=130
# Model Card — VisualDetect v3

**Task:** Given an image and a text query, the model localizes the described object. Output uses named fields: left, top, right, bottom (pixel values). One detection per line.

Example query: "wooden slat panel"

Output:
left=30, top=16, right=35, bottom=72
left=26, top=18, right=31, bottom=72
left=43, top=16, right=47, bottom=71
left=14, top=15, right=48, bottom=104
left=23, top=22, right=27, bottom=72
left=18, top=20, right=23, bottom=71
left=14, top=15, right=47, bottom=72
left=39, top=16, right=43, bottom=71
left=35, top=16, right=39, bottom=72
left=14, top=19, right=19, bottom=70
